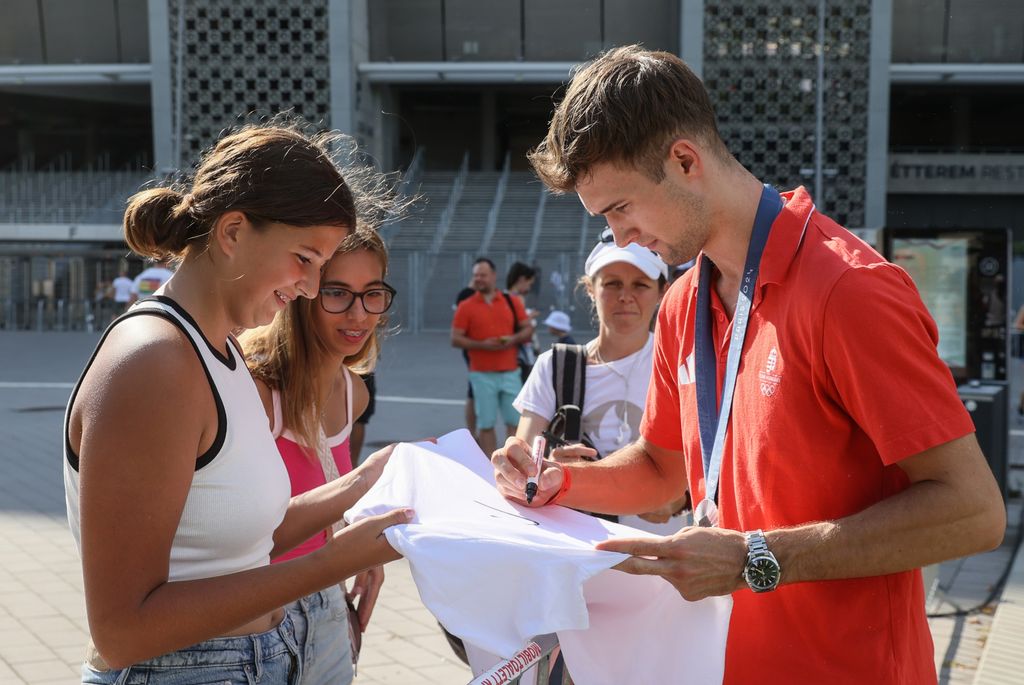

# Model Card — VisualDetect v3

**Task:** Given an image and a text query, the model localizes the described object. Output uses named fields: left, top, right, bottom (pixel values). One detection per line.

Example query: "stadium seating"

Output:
left=391, top=167, right=596, bottom=257
left=485, top=172, right=542, bottom=254
left=0, top=160, right=605, bottom=332
left=439, top=171, right=502, bottom=252
left=0, top=170, right=149, bottom=224
left=388, top=170, right=458, bottom=251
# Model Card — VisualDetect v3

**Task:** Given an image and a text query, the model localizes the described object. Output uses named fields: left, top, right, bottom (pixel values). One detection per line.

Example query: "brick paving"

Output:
left=0, top=331, right=1021, bottom=684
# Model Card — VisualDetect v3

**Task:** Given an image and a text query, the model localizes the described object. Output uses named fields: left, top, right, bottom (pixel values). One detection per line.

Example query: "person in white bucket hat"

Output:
left=542, top=310, right=575, bottom=345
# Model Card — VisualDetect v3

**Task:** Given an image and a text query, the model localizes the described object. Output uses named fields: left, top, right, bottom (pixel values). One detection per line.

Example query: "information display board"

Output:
left=884, top=228, right=1010, bottom=383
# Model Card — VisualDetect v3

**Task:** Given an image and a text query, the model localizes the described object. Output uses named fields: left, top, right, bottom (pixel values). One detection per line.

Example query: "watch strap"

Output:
left=743, top=528, right=781, bottom=593
left=745, top=529, right=770, bottom=557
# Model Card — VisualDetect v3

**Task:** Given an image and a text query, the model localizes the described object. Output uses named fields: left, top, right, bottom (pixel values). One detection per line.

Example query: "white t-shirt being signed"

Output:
left=345, top=430, right=729, bottom=685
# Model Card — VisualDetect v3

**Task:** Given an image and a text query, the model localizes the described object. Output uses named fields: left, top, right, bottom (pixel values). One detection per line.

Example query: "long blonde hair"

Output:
left=241, top=228, right=391, bottom=454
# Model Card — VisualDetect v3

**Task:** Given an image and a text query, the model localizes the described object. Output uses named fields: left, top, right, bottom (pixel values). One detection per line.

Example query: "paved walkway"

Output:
left=0, top=331, right=1021, bottom=684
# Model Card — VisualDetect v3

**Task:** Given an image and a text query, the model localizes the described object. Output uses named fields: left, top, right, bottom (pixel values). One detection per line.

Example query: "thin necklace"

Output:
left=588, top=337, right=647, bottom=366
left=317, top=372, right=339, bottom=427
left=588, top=337, right=648, bottom=446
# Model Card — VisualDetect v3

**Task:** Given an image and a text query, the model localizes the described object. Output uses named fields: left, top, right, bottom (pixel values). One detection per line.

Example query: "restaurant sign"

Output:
left=888, top=154, right=1024, bottom=194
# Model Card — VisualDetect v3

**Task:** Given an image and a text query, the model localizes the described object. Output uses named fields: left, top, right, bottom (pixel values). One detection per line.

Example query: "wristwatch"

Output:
left=743, top=529, right=781, bottom=593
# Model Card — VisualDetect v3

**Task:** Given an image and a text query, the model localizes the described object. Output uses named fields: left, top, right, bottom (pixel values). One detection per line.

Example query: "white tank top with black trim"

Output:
left=63, top=296, right=291, bottom=582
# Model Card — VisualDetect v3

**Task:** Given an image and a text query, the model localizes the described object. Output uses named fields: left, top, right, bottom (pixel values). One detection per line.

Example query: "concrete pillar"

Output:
left=329, top=0, right=355, bottom=135
left=680, top=0, right=703, bottom=77
left=377, top=86, right=400, bottom=171
left=865, top=0, right=893, bottom=228
left=147, top=0, right=174, bottom=174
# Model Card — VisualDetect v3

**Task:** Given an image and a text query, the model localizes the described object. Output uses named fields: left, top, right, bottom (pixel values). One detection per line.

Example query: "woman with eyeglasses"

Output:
left=241, top=228, right=397, bottom=685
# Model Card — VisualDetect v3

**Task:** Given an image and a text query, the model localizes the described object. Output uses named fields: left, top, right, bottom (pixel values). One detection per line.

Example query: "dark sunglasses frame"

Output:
left=318, top=282, right=397, bottom=314
left=598, top=228, right=659, bottom=258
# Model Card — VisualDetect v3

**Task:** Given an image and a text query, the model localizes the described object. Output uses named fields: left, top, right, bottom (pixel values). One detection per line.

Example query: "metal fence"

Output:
left=0, top=248, right=599, bottom=335
left=0, top=170, right=151, bottom=224
left=0, top=248, right=140, bottom=332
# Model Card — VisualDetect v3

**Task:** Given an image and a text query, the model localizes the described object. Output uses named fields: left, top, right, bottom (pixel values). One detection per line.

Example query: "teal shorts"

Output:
left=468, top=370, right=522, bottom=430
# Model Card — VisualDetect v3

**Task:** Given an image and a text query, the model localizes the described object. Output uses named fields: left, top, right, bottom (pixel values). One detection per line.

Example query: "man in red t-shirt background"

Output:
left=490, top=46, right=1006, bottom=684
left=453, top=257, right=534, bottom=456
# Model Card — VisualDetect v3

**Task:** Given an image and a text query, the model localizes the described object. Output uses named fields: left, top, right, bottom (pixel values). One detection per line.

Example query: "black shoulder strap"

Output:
left=501, top=291, right=520, bottom=329
left=551, top=343, right=588, bottom=440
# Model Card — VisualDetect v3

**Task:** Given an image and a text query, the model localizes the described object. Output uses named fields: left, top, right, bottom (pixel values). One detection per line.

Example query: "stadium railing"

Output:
left=0, top=248, right=600, bottom=333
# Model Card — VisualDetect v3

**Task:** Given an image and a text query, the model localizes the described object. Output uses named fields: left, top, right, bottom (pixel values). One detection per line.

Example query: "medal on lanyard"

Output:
left=694, top=184, right=782, bottom=527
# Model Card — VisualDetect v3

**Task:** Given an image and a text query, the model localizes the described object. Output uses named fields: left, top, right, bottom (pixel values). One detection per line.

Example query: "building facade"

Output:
left=0, top=0, right=1022, bottom=329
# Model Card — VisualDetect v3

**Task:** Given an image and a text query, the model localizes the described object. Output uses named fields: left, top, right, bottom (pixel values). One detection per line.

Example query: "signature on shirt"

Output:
left=473, top=500, right=540, bottom=526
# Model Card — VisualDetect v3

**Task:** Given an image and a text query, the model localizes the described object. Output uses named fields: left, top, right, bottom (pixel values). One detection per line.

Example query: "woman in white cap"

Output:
left=464, top=229, right=690, bottom=684
left=513, top=228, right=690, bottom=533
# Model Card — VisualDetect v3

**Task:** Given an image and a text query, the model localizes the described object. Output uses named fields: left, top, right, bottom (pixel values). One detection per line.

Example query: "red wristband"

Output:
left=546, top=466, right=573, bottom=506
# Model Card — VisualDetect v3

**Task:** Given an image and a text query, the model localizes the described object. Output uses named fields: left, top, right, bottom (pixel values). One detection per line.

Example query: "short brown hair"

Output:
left=529, top=45, right=724, bottom=193
left=124, top=123, right=359, bottom=261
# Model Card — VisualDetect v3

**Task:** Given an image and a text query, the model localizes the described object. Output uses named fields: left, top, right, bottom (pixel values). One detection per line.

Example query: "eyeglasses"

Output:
left=599, top=228, right=659, bottom=257
left=318, top=283, right=397, bottom=314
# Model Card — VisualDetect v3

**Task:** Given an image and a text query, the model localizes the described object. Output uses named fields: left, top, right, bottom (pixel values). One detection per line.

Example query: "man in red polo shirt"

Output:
left=453, top=257, right=533, bottom=456
left=490, top=46, right=1006, bottom=683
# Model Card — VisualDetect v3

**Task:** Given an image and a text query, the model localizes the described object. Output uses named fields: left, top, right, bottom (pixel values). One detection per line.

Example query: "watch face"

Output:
left=745, top=556, right=780, bottom=592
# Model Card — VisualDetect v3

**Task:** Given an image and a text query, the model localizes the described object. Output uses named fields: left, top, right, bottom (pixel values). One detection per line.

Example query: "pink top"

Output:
left=270, top=368, right=354, bottom=563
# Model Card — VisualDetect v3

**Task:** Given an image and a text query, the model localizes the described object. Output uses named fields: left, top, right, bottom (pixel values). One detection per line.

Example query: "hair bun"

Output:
left=123, top=187, right=194, bottom=259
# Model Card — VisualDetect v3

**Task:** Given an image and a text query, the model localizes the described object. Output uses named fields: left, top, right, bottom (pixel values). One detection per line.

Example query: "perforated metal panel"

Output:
left=702, top=0, right=872, bottom=227
left=168, top=0, right=331, bottom=166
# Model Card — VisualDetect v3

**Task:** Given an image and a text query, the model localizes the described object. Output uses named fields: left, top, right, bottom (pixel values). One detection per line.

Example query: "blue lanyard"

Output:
left=694, top=184, right=782, bottom=508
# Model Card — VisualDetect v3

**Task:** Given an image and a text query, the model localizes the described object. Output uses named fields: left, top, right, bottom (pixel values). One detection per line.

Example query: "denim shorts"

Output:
left=81, top=610, right=303, bottom=684
left=287, top=585, right=354, bottom=685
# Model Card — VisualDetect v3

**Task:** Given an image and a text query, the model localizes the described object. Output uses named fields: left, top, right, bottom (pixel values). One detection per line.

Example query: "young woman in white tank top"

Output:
left=63, top=124, right=411, bottom=683
left=241, top=230, right=396, bottom=684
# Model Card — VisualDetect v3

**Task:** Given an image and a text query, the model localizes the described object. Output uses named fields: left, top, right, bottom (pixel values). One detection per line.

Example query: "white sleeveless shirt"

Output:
left=64, top=296, right=290, bottom=581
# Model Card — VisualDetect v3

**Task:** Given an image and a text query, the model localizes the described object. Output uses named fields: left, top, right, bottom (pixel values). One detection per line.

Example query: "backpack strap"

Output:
left=501, top=291, right=520, bottom=330
left=547, top=343, right=613, bottom=521
left=551, top=343, right=588, bottom=442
